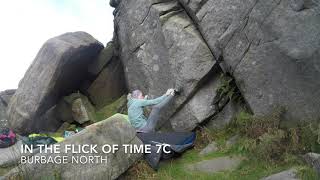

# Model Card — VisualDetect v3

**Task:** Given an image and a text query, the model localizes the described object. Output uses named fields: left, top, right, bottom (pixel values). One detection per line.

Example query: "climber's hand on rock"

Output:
left=170, top=89, right=175, bottom=96
left=166, top=88, right=175, bottom=96
left=165, top=89, right=171, bottom=95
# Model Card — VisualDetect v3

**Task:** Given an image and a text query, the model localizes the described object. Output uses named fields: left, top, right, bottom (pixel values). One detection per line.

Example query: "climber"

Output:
left=127, top=88, right=179, bottom=133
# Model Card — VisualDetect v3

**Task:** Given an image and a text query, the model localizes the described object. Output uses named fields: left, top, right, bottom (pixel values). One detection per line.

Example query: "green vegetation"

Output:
left=0, top=167, right=14, bottom=177
left=228, top=108, right=320, bottom=162
left=95, top=95, right=127, bottom=121
left=298, top=166, right=319, bottom=180
left=122, top=109, right=319, bottom=180
left=216, top=74, right=243, bottom=103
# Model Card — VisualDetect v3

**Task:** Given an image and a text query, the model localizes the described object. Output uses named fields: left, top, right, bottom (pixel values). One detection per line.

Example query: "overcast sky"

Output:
left=0, top=0, right=114, bottom=91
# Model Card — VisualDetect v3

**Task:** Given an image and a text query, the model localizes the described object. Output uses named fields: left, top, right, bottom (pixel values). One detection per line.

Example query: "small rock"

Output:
left=56, top=122, right=71, bottom=133
left=199, top=142, right=218, bottom=156
left=0, top=89, right=16, bottom=105
left=0, top=119, right=9, bottom=129
left=226, top=135, right=240, bottom=147
left=0, top=108, right=6, bottom=124
left=207, top=100, right=243, bottom=130
left=303, top=152, right=320, bottom=175
left=289, top=0, right=305, bottom=11
left=260, top=168, right=299, bottom=180
left=186, top=156, right=243, bottom=173
left=71, top=94, right=96, bottom=124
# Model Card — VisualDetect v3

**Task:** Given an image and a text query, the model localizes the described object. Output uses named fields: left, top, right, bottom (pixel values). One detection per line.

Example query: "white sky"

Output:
left=0, top=0, right=114, bottom=91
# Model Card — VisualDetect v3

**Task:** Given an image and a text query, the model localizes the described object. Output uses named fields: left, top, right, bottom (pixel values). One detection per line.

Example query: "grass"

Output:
left=0, top=167, right=15, bottom=177
left=121, top=110, right=319, bottom=180
left=123, top=136, right=317, bottom=180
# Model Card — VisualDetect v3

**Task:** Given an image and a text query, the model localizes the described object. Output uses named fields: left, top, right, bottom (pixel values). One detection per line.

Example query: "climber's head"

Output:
left=132, top=89, right=144, bottom=99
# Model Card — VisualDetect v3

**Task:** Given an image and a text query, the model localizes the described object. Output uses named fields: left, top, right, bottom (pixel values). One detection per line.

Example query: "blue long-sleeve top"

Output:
left=127, top=94, right=167, bottom=129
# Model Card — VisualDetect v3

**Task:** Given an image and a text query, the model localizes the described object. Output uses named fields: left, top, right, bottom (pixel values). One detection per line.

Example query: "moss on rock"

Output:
left=95, top=95, right=127, bottom=122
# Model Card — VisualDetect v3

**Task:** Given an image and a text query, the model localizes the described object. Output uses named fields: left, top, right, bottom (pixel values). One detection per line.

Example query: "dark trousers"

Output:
left=138, top=95, right=174, bottom=133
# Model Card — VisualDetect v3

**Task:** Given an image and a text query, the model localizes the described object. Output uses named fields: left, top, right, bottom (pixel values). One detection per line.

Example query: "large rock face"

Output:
left=2, top=114, right=143, bottom=180
left=179, top=0, right=320, bottom=123
left=113, top=0, right=320, bottom=130
left=114, top=0, right=221, bottom=130
left=7, top=32, right=104, bottom=134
